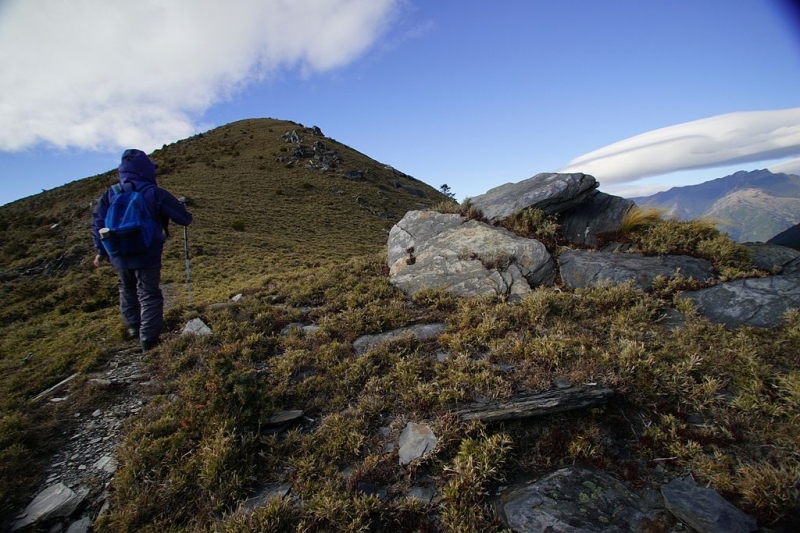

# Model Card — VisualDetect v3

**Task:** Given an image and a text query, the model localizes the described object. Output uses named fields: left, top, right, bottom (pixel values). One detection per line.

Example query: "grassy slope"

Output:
left=1, top=122, right=798, bottom=531
left=0, top=118, right=448, bottom=517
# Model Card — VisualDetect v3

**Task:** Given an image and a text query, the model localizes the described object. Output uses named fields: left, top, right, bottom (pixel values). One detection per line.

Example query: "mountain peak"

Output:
left=631, top=169, right=800, bottom=242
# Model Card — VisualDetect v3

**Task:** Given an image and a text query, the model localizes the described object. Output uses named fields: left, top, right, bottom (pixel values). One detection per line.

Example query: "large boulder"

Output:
left=387, top=210, right=463, bottom=269
left=558, top=190, right=635, bottom=247
left=680, top=275, right=800, bottom=328
left=388, top=211, right=555, bottom=298
left=468, top=172, right=598, bottom=222
left=494, top=467, right=669, bottom=532
left=559, top=250, right=714, bottom=291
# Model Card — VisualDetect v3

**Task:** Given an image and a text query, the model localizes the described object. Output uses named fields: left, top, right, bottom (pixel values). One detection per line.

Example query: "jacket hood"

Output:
left=118, top=149, right=157, bottom=186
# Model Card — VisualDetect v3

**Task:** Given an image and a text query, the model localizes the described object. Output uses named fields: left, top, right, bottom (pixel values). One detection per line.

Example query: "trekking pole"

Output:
left=183, top=225, right=192, bottom=305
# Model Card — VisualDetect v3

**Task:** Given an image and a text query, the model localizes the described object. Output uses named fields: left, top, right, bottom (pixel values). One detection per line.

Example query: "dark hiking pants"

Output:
left=118, top=267, right=163, bottom=344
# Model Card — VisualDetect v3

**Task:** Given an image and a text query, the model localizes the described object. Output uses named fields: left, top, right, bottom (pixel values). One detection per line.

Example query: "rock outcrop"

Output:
left=468, top=172, right=598, bottom=222
left=558, top=190, right=635, bottom=247
left=494, top=467, right=759, bottom=533
left=494, top=467, right=669, bottom=532
left=661, top=478, right=758, bottom=533
left=766, top=221, right=800, bottom=250
left=387, top=172, right=799, bottom=330
left=388, top=211, right=555, bottom=299
left=742, top=242, right=800, bottom=272
left=680, top=275, right=800, bottom=328
left=559, top=250, right=714, bottom=291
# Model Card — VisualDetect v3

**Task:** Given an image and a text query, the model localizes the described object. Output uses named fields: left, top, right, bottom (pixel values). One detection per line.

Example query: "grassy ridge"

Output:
left=0, top=118, right=448, bottom=517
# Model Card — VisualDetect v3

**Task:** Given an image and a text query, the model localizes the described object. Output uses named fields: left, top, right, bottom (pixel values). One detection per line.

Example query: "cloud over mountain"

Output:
left=0, top=0, right=399, bottom=152
left=559, top=108, right=800, bottom=184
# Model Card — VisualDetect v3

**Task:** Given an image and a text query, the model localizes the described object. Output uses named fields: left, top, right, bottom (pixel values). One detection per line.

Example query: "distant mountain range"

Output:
left=630, top=169, right=800, bottom=242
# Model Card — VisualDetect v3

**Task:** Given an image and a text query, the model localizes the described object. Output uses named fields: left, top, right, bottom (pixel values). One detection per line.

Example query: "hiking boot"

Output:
left=140, top=338, right=159, bottom=353
left=126, top=326, right=140, bottom=340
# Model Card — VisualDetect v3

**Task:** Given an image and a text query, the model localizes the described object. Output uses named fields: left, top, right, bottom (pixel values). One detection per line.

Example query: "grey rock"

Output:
left=353, top=323, right=446, bottom=355
left=469, top=172, right=598, bottom=222
left=742, top=242, right=800, bottom=272
left=656, top=308, right=687, bottom=330
left=407, top=485, right=436, bottom=504
left=387, top=210, right=463, bottom=270
left=12, top=483, right=88, bottom=531
left=280, top=323, right=318, bottom=337
left=495, top=467, right=669, bottom=532
left=398, top=422, right=437, bottom=465
left=558, top=190, right=635, bottom=247
left=238, top=482, right=292, bottom=514
left=265, top=410, right=304, bottom=425
left=356, top=482, right=388, bottom=500
left=66, top=516, right=92, bottom=533
left=388, top=211, right=555, bottom=298
left=767, top=221, right=800, bottom=250
left=680, top=276, right=800, bottom=328
left=560, top=250, right=714, bottom=291
left=661, top=478, right=758, bottom=533
left=182, top=318, right=212, bottom=337
left=782, top=256, right=800, bottom=277
left=93, top=455, right=118, bottom=475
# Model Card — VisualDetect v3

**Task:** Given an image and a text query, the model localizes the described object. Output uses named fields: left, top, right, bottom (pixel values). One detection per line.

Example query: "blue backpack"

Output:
left=100, top=183, right=159, bottom=257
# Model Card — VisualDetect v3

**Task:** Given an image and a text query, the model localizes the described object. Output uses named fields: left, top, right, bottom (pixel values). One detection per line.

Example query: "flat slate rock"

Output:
left=559, top=250, right=714, bottom=291
left=12, top=483, right=88, bottom=531
left=398, top=422, right=437, bottom=465
left=469, top=172, right=598, bottom=222
left=741, top=242, right=800, bottom=272
left=353, top=323, right=446, bottom=355
left=494, top=466, right=668, bottom=532
left=661, top=478, right=758, bottom=533
left=680, top=275, right=800, bottom=328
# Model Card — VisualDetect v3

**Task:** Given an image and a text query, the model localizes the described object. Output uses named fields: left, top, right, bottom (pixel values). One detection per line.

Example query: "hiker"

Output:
left=92, top=149, right=193, bottom=352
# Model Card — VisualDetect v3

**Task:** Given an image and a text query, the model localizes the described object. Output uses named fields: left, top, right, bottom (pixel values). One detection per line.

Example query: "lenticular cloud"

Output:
left=559, top=108, right=800, bottom=184
left=0, top=0, right=399, bottom=152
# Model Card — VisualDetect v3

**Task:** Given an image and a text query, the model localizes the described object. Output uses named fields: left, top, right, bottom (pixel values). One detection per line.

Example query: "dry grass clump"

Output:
left=621, top=206, right=755, bottom=277
left=497, top=208, right=562, bottom=251
left=432, top=197, right=486, bottom=222
left=619, top=204, right=667, bottom=234
left=89, top=254, right=800, bottom=531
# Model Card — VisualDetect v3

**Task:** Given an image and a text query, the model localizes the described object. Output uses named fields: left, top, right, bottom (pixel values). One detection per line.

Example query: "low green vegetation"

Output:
left=620, top=206, right=756, bottom=278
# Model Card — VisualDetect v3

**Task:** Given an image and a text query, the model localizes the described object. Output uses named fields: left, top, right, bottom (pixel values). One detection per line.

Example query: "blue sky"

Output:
left=1, top=0, right=799, bottom=206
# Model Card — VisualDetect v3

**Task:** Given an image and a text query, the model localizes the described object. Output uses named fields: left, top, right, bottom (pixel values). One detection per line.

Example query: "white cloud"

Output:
left=559, top=108, right=800, bottom=184
left=0, top=0, right=400, bottom=152
left=768, top=157, right=800, bottom=175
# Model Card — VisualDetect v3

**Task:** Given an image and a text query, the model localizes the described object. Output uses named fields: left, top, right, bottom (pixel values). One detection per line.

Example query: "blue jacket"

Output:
left=92, top=149, right=193, bottom=270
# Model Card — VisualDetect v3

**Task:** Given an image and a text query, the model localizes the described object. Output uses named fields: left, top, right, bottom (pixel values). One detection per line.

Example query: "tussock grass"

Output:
left=621, top=206, right=756, bottom=277
left=619, top=204, right=667, bottom=234
left=497, top=207, right=562, bottom=251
